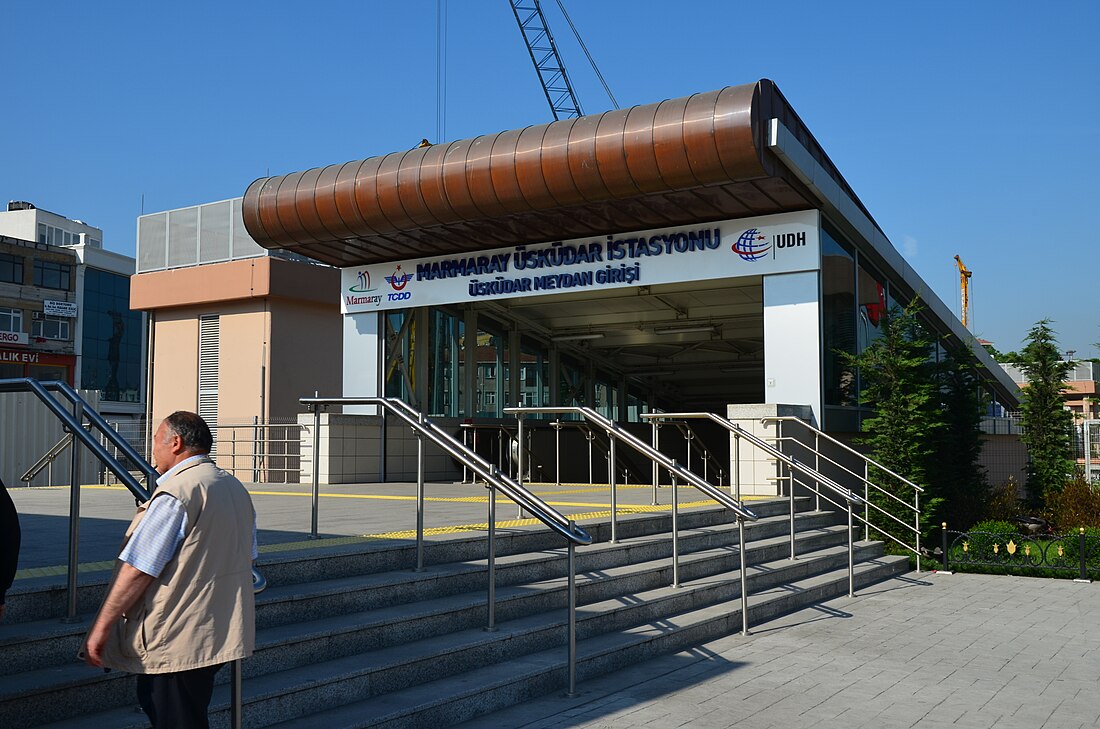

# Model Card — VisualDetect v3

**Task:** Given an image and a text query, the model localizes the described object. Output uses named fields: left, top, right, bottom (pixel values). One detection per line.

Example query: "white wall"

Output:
left=342, top=312, right=381, bottom=414
left=763, top=271, right=822, bottom=425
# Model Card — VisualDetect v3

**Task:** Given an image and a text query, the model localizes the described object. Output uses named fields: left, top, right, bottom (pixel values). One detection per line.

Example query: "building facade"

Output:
left=0, top=202, right=146, bottom=419
left=132, top=198, right=341, bottom=478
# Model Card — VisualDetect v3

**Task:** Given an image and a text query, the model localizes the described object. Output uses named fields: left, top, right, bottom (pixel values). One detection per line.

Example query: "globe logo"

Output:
left=732, top=228, right=771, bottom=261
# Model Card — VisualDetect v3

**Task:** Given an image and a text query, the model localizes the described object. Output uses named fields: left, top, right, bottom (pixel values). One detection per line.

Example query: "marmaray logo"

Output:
left=348, top=270, right=377, bottom=293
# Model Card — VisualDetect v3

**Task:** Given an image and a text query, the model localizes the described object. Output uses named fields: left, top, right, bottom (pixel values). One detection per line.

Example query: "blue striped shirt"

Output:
left=119, top=456, right=257, bottom=578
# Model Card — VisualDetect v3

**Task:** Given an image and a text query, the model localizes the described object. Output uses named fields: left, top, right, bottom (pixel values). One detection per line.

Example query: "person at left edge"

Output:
left=0, top=475, right=20, bottom=620
left=82, top=411, right=257, bottom=729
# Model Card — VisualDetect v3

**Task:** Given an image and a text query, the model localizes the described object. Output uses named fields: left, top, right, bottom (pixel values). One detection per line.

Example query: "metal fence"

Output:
left=941, top=525, right=1100, bottom=581
left=91, top=417, right=303, bottom=485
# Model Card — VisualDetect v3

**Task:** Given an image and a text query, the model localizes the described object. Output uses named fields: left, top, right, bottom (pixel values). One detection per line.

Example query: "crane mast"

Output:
left=509, top=0, right=584, bottom=120
left=954, top=255, right=973, bottom=329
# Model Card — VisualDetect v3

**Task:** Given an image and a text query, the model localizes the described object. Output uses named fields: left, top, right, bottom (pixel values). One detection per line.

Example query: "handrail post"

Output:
left=609, top=435, right=618, bottom=543
left=554, top=420, right=561, bottom=488
left=415, top=412, right=425, bottom=572
left=462, top=427, right=470, bottom=484
left=739, top=516, right=750, bottom=636
left=310, top=393, right=321, bottom=539
left=685, top=428, right=693, bottom=473
left=863, top=461, right=870, bottom=541
left=848, top=501, right=855, bottom=597
left=914, top=491, right=921, bottom=572
left=566, top=520, right=578, bottom=698
left=671, top=470, right=680, bottom=588
left=788, top=460, right=796, bottom=561
left=485, top=479, right=497, bottom=632
left=733, top=431, right=740, bottom=502
left=230, top=659, right=243, bottom=729
left=814, top=432, right=821, bottom=512
left=63, top=398, right=84, bottom=623
left=586, top=430, right=593, bottom=487
left=651, top=421, right=659, bottom=506
left=516, top=416, right=525, bottom=520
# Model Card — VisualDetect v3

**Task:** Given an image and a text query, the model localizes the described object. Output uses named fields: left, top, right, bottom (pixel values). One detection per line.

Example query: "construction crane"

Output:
left=509, top=0, right=584, bottom=120
left=954, top=255, right=973, bottom=329
left=509, top=1, right=618, bottom=121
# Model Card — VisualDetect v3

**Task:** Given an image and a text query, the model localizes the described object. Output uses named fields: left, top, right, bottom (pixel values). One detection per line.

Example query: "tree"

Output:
left=930, top=345, right=990, bottom=530
left=1014, top=320, right=1073, bottom=506
left=842, top=301, right=944, bottom=544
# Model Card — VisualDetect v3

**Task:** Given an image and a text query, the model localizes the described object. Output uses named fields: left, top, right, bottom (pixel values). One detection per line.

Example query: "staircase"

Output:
left=0, top=496, right=908, bottom=729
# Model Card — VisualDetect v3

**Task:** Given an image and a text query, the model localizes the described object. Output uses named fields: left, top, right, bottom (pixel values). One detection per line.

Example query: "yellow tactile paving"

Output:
left=18, top=483, right=769, bottom=580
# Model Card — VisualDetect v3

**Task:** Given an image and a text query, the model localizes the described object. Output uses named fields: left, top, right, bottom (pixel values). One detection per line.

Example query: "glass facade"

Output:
left=80, top=268, right=143, bottom=402
left=821, top=229, right=856, bottom=409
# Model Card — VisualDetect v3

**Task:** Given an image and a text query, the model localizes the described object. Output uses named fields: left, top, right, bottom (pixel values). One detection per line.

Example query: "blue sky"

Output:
left=3, top=1, right=1097, bottom=356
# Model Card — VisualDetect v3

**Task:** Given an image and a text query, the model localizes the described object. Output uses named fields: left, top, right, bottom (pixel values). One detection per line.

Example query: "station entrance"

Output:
left=381, top=275, right=766, bottom=422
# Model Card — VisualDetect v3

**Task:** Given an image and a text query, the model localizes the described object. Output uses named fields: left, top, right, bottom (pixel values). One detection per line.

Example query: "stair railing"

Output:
left=300, top=396, right=592, bottom=695
left=505, top=406, right=758, bottom=635
left=0, top=379, right=258, bottom=729
left=21, top=431, right=77, bottom=486
left=761, top=416, right=923, bottom=571
left=642, top=412, right=866, bottom=598
left=650, top=420, right=726, bottom=496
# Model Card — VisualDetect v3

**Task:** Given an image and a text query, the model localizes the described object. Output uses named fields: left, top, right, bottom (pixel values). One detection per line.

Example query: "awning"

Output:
left=242, top=79, right=860, bottom=267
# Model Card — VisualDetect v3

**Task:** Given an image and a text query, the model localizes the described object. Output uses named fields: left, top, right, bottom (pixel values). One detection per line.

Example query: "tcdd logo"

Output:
left=385, top=265, right=414, bottom=291
left=732, top=229, right=770, bottom=261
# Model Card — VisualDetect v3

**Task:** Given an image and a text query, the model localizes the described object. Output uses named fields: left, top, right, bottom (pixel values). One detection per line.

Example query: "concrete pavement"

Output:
left=460, top=571, right=1100, bottom=729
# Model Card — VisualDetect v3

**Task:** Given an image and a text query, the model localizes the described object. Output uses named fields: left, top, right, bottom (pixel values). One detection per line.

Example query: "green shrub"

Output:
left=1043, top=478, right=1100, bottom=530
left=984, top=480, right=1023, bottom=523
left=967, top=519, right=1018, bottom=536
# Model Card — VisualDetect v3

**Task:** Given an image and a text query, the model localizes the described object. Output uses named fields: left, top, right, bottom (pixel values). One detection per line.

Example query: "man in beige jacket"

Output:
left=84, top=411, right=256, bottom=729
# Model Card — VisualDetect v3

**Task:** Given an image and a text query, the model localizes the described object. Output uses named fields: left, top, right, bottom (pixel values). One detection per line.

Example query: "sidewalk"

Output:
left=460, top=571, right=1100, bottom=729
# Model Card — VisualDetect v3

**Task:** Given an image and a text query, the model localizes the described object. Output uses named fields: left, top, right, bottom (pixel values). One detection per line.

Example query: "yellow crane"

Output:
left=954, top=255, right=973, bottom=329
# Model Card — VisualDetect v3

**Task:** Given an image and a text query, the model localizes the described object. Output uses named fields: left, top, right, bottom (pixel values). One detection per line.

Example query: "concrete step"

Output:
left=30, top=545, right=904, bottom=729
left=5, top=499, right=904, bottom=729
left=0, top=506, right=834, bottom=677
left=259, top=555, right=910, bottom=729
left=1, top=497, right=803, bottom=626
left=0, top=518, right=847, bottom=725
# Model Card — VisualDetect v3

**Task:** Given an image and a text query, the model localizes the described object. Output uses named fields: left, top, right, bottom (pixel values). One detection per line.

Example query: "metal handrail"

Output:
left=22, top=432, right=76, bottom=483
left=299, top=397, right=592, bottom=546
left=506, top=407, right=758, bottom=523
left=0, top=379, right=151, bottom=500
left=642, top=412, right=864, bottom=507
left=300, top=395, right=591, bottom=693
left=762, top=416, right=924, bottom=492
left=760, top=415, right=922, bottom=567
left=663, top=420, right=726, bottom=487
left=507, top=405, right=757, bottom=635
left=643, top=411, right=867, bottom=596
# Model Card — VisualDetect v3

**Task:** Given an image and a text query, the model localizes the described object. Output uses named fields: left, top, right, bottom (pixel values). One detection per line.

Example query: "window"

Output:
left=33, top=259, right=72, bottom=290
left=0, top=307, right=22, bottom=333
left=33, top=314, right=70, bottom=340
left=483, top=364, right=496, bottom=380
left=38, top=223, right=47, bottom=244
left=0, top=252, right=23, bottom=284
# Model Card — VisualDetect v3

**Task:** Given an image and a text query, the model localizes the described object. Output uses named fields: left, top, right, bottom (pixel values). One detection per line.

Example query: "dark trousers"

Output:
left=136, top=663, right=223, bottom=729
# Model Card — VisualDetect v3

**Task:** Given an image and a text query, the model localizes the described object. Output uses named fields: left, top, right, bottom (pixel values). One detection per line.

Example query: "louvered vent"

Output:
left=198, top=314, right=219, bottom=453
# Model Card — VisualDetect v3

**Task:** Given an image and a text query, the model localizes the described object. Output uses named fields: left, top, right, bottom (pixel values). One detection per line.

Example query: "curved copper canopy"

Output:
left=242, top=79, right=854, bottom=267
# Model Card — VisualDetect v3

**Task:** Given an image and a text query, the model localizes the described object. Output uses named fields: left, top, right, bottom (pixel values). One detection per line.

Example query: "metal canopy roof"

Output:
left=242, top=79, right=868, bottom=267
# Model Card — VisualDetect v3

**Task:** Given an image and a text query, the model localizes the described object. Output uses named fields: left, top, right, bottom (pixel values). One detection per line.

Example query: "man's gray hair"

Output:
left=162, top=411, right=213, bottom=454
